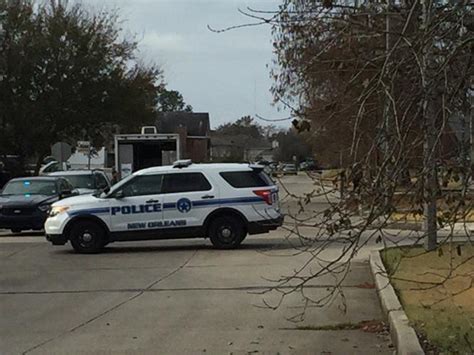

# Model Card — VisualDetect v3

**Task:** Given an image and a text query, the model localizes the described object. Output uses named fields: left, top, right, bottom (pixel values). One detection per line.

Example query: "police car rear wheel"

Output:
left=209, top=215, right=245, bottom=249
left=70, top=221, right=105, bottom=254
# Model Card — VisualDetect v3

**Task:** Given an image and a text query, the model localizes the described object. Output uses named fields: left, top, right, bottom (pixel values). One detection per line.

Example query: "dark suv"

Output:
left=0, top=176, right=77, bottom=233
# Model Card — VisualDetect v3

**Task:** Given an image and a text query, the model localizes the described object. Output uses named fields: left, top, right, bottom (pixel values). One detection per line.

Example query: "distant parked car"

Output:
left=299, top=162, right=309, bottom=171
left=282, top=164, right=298, bottom=175
left=48, top=170, right=111, bottom=195
left=39, top=161, right=67, bottom=175
left=299, top=161, right=319, bottom=171
left=0, top=176, right=78, bottom=233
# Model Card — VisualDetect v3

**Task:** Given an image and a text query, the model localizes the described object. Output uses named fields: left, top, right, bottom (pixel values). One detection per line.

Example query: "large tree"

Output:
left=157, top=89, right=193, bottom=112
left=0, top=0, right=162, bottom=172
left=271, top=0, right=473, bottom=249
left=272, top=129, right=312, bottom=163
left=215, top=115, right=264, bottom=139
left=271, top=1, right=472, bottom=170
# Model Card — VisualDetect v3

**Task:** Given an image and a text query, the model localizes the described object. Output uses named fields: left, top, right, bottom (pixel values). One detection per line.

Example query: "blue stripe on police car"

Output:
left=67, top=196, right=265, bottom=217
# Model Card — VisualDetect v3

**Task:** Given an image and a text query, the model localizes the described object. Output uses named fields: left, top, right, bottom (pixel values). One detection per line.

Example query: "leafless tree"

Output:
left=210, top=0, right=473, bottom=326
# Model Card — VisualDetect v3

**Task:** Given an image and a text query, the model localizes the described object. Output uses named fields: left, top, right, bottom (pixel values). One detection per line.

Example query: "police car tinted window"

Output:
left=220, top=170, right=272, bottom=188
left=121, top=175, right=163, bottom=197
left=162, top=173, right=211, bottom=193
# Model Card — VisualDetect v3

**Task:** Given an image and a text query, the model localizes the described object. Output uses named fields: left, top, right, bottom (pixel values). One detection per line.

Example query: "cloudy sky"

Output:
left=82, top=0, right=290, bottom=129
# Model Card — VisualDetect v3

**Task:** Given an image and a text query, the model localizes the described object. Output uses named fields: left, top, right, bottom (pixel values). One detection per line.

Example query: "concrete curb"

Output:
left=369, top=250, right=424, bottom=355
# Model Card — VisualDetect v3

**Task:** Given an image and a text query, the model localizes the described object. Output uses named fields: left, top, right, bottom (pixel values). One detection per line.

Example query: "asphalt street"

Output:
left=0, top=175, right=393, bottom=354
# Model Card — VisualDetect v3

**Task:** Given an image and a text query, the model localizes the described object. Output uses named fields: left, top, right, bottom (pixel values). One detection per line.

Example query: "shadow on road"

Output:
left=0, top=231, right=45, bottom=237
left=51, top=240, right=298, bottom=255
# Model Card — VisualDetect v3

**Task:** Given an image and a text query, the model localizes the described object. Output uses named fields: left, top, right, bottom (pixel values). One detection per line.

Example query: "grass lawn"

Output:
left=382, top=245, right=474, bottom=353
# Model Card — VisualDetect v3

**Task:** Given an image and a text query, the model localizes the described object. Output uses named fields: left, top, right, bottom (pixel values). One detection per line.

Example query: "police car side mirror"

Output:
left=114, top=190, right=125, bottom=199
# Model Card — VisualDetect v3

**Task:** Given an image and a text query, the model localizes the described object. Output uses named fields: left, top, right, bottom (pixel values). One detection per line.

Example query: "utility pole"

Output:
left=421, top=0, right=438, bottom=251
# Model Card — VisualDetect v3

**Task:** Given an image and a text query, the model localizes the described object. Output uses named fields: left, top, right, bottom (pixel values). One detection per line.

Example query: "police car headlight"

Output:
left=49, top=206, right=69, bottom=217
left=38, top=204, right=51, bottom=213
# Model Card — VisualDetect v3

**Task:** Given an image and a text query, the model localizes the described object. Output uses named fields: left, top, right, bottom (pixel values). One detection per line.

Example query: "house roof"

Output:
left=156, top=112, right=210, bottom=137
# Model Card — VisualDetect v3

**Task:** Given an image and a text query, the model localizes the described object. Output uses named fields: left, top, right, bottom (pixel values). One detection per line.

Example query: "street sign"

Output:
left=76, top=141, right=91, bottom=154
left=51, top=142, right=72, bottom=163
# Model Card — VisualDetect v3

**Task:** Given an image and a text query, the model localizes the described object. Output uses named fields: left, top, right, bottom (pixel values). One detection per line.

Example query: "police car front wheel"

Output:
left=208, top=215, right=246, bottom=249
left=69, top=221, right=106, bottom=254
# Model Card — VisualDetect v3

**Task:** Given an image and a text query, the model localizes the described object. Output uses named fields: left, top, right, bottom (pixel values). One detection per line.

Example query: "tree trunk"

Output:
left=423, top=94, right=438, bottom=251
left=421, top=0, right=437, bottom=252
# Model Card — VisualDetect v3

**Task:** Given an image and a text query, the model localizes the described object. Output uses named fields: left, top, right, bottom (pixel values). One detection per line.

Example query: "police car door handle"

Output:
left=201, top=194, right=214, bottom=199
left=146, top=199, right=159, bottom=203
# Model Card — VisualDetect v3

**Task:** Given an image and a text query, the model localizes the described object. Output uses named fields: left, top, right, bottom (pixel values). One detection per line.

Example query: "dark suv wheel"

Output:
left=208, top=215, right=246, bottom=249
left=69, top=221, right=106, bottom=254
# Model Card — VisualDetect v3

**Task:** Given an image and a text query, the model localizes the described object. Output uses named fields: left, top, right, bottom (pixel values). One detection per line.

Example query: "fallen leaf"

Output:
left=354, top=282, right=375, bottom=289
left=359, top=320, right=386, bottom=333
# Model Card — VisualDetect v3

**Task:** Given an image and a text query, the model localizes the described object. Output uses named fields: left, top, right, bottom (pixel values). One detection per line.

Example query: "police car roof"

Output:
left=135, top=163, right=259, bottom=176
left=48, top=170, right=96, bottom=176
left=9, top=176, right=60, bottom=182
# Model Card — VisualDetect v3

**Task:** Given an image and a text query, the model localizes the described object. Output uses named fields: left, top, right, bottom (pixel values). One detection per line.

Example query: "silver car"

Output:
left=48, top=170, right=111, bottom=195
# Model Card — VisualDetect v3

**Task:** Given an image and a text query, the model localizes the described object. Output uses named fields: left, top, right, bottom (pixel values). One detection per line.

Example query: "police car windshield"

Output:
left=103, top=174, right=135, bottom=197
left=2, top=180, right=57, bottom=196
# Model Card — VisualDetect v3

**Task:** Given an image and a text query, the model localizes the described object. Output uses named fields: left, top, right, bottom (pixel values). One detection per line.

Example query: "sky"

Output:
left=81, top=0, right=291, bottom=129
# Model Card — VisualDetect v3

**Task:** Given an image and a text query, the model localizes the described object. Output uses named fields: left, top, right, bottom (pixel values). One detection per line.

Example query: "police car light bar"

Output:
left=173, top=159, right=193, bottom=168
left=249, top=163, right=264, bottom=170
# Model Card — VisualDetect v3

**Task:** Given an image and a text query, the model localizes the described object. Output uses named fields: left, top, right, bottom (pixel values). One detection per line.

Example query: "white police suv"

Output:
left=45, top=160, right=283, bottom=253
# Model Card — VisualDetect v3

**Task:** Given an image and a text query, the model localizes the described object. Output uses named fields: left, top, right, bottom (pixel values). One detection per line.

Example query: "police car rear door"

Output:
left=162, top=172, right=216, bottom=229
left=108, top=174, right=164, bottom=232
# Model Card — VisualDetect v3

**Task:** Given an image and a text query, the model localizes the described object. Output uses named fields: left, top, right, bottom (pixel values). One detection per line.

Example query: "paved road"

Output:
left=0, top=175, right=392, bottom=354
left=0, top=236, right=391, bottom=354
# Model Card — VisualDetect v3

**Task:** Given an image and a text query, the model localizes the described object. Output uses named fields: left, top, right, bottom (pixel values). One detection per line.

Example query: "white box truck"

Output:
left=114, top=127, right=181, bottom=179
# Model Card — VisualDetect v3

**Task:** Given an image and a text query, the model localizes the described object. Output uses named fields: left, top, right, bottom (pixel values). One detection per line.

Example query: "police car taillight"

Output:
left=253, top=189, right=272, bottom=205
